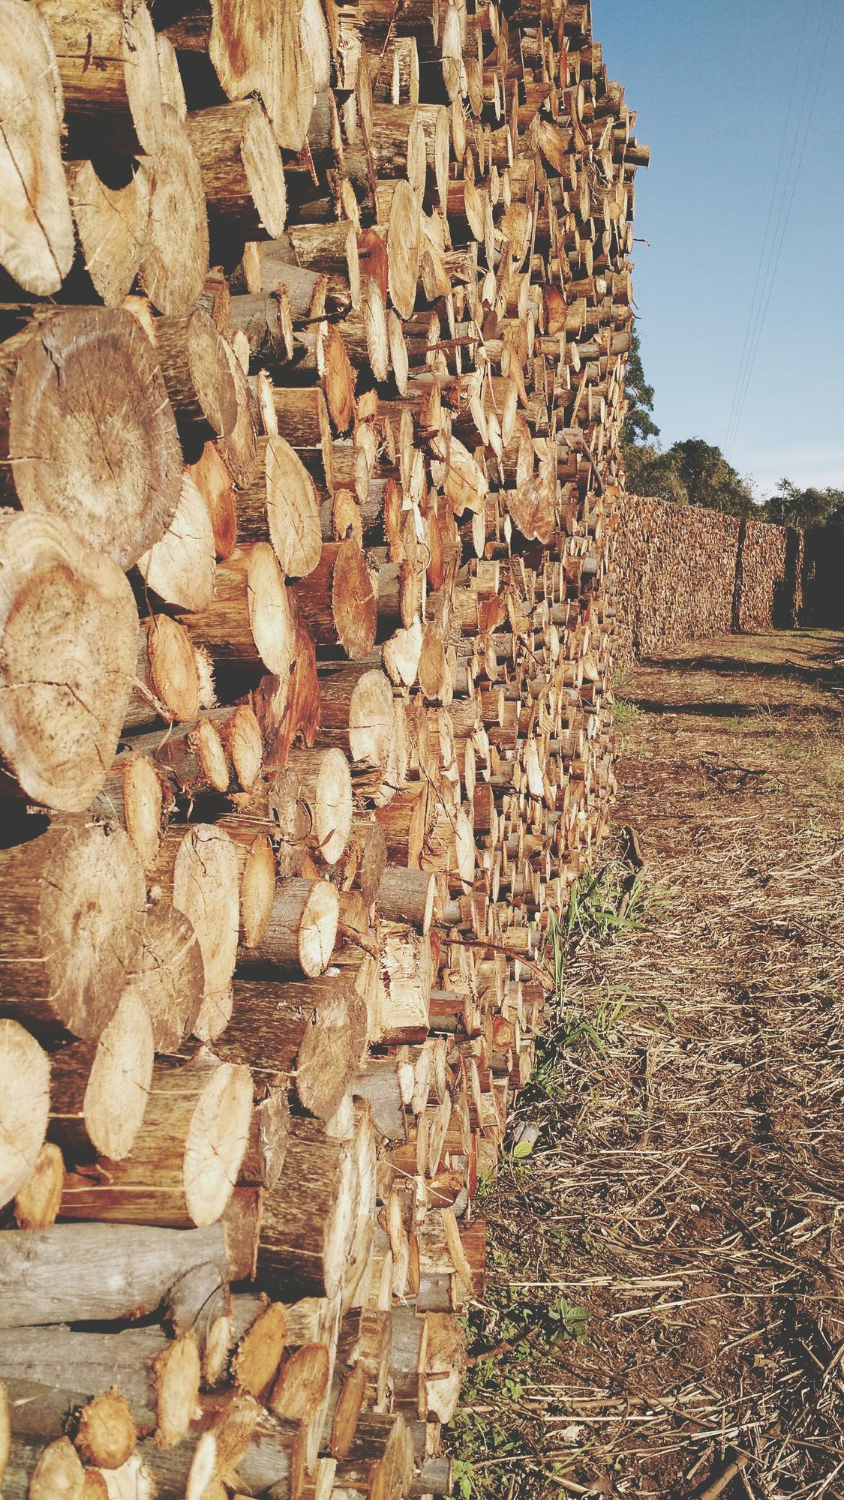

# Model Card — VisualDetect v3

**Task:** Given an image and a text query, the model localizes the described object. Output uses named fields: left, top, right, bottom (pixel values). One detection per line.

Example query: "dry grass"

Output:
left=453, top=629, right=844, bottom=1500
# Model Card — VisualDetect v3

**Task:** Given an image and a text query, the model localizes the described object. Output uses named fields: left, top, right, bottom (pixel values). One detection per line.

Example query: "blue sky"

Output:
left=595, top=0, right=844, bottom=499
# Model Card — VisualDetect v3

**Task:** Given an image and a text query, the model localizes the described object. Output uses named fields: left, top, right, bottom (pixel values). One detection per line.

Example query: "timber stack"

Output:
left=0, top=0, right=647, bottom=1494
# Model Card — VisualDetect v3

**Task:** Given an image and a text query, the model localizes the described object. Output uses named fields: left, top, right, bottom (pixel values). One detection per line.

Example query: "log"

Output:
left=0, top=514, right=139, bottom=811
left=269, top=1342, right=331, bottom=1422
left=186, top=101, right=287, bottom=241
left=256, top=1119, right=359, bottom=1300
left=138, top=469, right=217, bottom=613
left=49, top=984, right=155, bottom=1163
left=88, top=751, right=167, bottom=870
left=0, top=1020, right=50, bottom=1210
left=2, top=1434, right=85, bottom=1500
left=278, top=747, right=354, bottom=866
left=376, top=867, right=437, bottom=933
left=60, top=1051, right=253, bottom=1228
left=0, top=308, right=183, bottom=569
left=151, top=307, right=239, bottom=441
left=124, top=615, right=202, bottom=732
left=238, top=877, right=339, bottom=979
left=0, top=822, right=146, bottom=1040
left=132, top=903, right=206, bottom=1053
left=218, top=336, right=259, bottom=486
left=13, top=1142, right=65, bottom=1231
left=230, top=1300, right=287, bottom=1400
left=318, top=665, right=397, bottom=797
left=166, top=823, right=240, bottom=1041
left=66, top=158, right=151, bottom=306
left=222, top=977, right=366, bottom=1122
left=0, top=1324, right=201, bottom=1449
left=0, top=1221, right=230, bottom=1327
left=235, top=433, right=323, bottom=579
left=162, top=0, right=320, bottom=152
left=0, top=1, right=74, bottom=295
left=178, top=544, right=296, bottom=676
left=189, top=441, right=238, bottom=558
left=32, top=0, right=165, bottom=156
left=288, top=540, right=378, bottom=661
left=138, top=106, right=210, bottom=316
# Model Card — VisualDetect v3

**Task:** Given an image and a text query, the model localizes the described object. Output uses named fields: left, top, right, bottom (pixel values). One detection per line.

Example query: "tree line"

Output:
left=621, top=325, right=844, bottom=529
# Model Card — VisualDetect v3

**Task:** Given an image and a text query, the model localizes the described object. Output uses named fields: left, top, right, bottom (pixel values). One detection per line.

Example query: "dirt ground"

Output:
left=459, top=629, right=844, bottom=1499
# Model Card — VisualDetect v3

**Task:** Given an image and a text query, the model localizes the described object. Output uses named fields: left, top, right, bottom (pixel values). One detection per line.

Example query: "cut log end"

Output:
left=333, top=539, right=378, bottom=661
left=29, top=1436, right=85, bottom=1500
left=183, top=1060, right=253, bottom=1226
left=82, top=985, right=155, bottom=1162
left=0, top=1020, right=50, bottom=1209
left=13, top=1140, right=65, bottom=1229
left=0, top=2, right=74, bottom=295
left=248, top=542, right=296, bottom=675
left=143, top=614, right=202, bottom=725
left=155, top=1334, right=202, bottom=1447
left=232, top=1302, right=287, bottom=1399
left=0, top=513, right=139, bottom=811
left=313, top=748, right=354, bottom=866
left=8, top=308, right=183, bottom=570
left=172, top=825, right=239, bottom=1044
left=75, top=1391, right=136, bottom=1470
left=298, top=880, right=340, bottom=977
left=135, top=904, right=205, bottom=1053
left=138, top=107, right=210, bottom=316
left=267, top=436, right=322, bottom=580
left=39, top=823, right=147, bottom=1040
left=241, top=834, right=277, bottom=948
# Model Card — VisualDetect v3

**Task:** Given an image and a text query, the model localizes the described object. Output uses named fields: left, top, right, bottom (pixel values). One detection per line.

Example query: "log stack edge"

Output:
left=0, top=0, right=648, bottom=1495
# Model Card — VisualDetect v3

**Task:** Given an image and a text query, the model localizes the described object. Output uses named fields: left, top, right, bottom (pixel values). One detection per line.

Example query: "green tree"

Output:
left=622, top=442, right=688, bottom=504
left=762, top=479, right=844, bottom=529
left=667, top=437, right=756, bottom=517
left=621, top=321, right=660, bottom=446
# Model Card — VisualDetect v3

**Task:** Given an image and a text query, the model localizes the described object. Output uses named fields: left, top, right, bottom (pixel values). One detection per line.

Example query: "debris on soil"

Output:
left=451, top=630, right=844, bottom=1499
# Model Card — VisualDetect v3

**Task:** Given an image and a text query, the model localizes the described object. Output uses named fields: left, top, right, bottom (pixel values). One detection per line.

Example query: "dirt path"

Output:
left=455, top=630, right=844, bottom=1500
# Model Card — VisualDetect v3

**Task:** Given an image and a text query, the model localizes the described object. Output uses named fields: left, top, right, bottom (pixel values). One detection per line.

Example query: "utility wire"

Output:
left=727, top=0, right=839, bottom=463
left=726, top=0, right=839, bottom=464
left=722, top=2, right=812, bottom=454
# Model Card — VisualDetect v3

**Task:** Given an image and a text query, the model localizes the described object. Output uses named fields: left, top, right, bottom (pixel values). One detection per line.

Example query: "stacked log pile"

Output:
left=610, top=498, right=805, bottom=660
left=0, top=0, right=647, bottom=1494
left=736, top=517, right=803, bottom=633
left=608, top=499, right=742, bottom=661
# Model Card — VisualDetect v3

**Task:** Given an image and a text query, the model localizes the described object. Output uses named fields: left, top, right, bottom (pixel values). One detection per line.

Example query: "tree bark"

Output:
left=0, top=1220, right=230, bottom=1327
left=257, top=1118, right=359, bottom=1301
left=32, top=0, right=165, bottom=156
left=187, top=100, right=287, bottom=242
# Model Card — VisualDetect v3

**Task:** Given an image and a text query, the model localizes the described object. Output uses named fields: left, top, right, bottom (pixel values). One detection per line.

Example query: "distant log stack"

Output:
left=608, top=498, right=805, bottom=660
left=0, top=0, right=647, bottom=1493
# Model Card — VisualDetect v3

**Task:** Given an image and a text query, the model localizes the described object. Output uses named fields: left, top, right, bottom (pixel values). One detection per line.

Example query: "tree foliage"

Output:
left=621, top=322, right=660, bottom=446
left=760, top=479, right=844, bottom=530
left=623, top=437, right=756, bottom=517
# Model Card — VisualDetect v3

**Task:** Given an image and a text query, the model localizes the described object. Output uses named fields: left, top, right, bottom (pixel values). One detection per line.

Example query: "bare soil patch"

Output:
left=454, top=630, right=844, bottom=1500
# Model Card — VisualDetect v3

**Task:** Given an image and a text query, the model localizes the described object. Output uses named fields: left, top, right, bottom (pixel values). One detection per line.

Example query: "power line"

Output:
left=726, top=0, right=840, bottom=465
left=722, top=2, right=813, bottom=455
left=727, top=0, right=839, bottom=464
